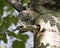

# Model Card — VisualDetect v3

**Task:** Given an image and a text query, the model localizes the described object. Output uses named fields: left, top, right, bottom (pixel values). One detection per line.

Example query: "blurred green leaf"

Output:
left=21, top=0, right=28, bottom=3
left=0, top=19, right=3, bottom=27
left=3, top=15, right=10, bottom=31
left=0, top=0, right=8, bottom=16
left=17, top=33, right=28, bottom=42
left=7, top=31, right=28, bottom=42
left=0, top=32, right=7, bottom=43
left=6, top=6, right=14, bottom=12
left=8, top=31, right=28, bottom=43
left=10, top=16, right=18, bottom=25
left=2, top=14, right=18, bottom=31
left=0, top=0, right=28, bottom=47
left=8, top=31, right=17, bottom=37
left=12, top=40, right=25, bottom=48
left=20, top=0, right=29, bottom=6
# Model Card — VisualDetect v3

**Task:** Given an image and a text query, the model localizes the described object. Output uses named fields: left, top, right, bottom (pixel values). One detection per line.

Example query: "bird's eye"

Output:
left=19, top=26, right=24, bottom=28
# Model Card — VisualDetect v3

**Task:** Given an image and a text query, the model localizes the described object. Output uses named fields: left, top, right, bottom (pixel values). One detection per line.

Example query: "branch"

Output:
left=6, top=0, right=26, bottom=12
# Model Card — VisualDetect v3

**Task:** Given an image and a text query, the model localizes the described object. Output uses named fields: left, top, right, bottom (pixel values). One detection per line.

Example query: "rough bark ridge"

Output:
left=7, top=0, right=60, bottom=48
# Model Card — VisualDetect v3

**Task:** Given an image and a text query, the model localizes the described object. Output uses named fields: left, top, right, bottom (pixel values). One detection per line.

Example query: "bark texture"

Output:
left=7, top=0, right=60, bottom=48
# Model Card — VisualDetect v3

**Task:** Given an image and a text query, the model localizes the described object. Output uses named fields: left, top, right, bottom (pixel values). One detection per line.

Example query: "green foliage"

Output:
left=10, top=15, right=18, bottom=25
left=17, top=33, right=28, bottom=42
left=8, top=31, right=17, bottom=37
left=0, top=19, right=2, bottom=27
left=7, top=31, right=28, bottom=48
left=0, top=32, right=7, bottom=43
left=21, top=0, right=29, bottom=3
left=8, top=31, right=28, bottom=43
left=0, top=15, right=18, bottom=32
left=12, top=40, right=25, bottom=48
left=20, top=0, right=29, bottom=6
left=0, top=0, right=7, bottom=16
left=0, top=0, right=29, bottom=48
left=0, top=19, right=3, bottom=31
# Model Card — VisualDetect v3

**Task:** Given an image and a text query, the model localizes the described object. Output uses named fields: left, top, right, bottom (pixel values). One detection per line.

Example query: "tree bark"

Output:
left=7, top=0, right=60, bottom=48
left=6, top=0, right=26, bottom=12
